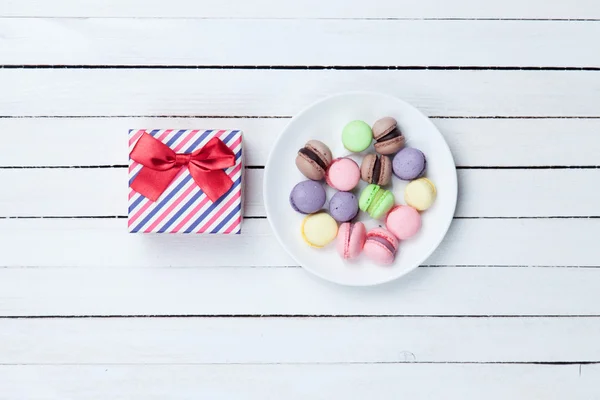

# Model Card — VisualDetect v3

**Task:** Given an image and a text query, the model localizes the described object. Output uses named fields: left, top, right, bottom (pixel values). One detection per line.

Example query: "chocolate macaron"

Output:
left=360, top=154, right=392, bottom=186
left=372, top=117, right=405, bottom=155
left=295, top=140, right=333, bottom=180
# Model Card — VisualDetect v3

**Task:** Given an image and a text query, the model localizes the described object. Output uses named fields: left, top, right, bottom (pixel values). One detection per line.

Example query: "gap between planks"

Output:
left=0, top=115, right=293, bottom=119
left=3, top=65, right=600, bottom=71
left=2, top=116, right=600, bottom=119
left=2, top=166, right=600, bottom=169
left=3, top=314, right=600, bottom=319
left=3, top=17, right=600, bottom=21
left=1, top=265, right=598, bottom=269
left=0, top=361, right=596, bottom=366
left=2, top=216, right=600, bottom=220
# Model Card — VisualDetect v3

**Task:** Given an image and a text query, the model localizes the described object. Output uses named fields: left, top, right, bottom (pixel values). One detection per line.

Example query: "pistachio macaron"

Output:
left=342, top=120, right=373, bottom=153
left=372, top=117, right=405, bottom=155
left=360, top=154, right=392, bottom=186
left=405, top=178, right=437, bottom=211
left=359, top=184, right=395, bottom=220
left=295, top=140, right=333, bottom=180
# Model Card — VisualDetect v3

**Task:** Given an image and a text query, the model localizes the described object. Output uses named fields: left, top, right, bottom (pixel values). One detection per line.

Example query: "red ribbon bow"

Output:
left=130, top=132, right=236, bottom=202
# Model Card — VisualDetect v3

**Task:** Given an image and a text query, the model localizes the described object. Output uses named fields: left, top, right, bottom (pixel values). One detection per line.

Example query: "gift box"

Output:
left=128, top=129, right=243, bottom=234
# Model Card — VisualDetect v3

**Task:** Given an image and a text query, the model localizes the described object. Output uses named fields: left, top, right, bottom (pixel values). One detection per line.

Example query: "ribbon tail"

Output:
left=189, top=169, right=234, bottom=202
left=131, top=166, right=182, bottom=201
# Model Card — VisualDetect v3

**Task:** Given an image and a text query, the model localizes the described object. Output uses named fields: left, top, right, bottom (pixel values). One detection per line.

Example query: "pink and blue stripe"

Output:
left=129, top=130, right=235, bottom=231
left=128, top=129, right=243, bottom=234
left=128, top=129, right=204, bottom=209
left=129, top=130, right=241, bottom=233
left=128, top=129, right=214, bottom=216
left=130, top=140, right=240, bottom=233
left=159, top=158, right=241, bottom=233
left=128, top=129, right=229, bottom=228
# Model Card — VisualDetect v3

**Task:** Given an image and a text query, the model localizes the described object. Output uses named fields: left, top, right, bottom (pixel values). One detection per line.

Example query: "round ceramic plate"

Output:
left=263, top=92, right=457, bottom=286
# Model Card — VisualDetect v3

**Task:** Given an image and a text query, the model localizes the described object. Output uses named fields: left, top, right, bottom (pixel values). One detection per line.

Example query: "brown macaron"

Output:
left=360, top=154, right=392, bottom=185
left=372, top=117, right=406, bottom=155
left=295, top=140, right=333, bottom=180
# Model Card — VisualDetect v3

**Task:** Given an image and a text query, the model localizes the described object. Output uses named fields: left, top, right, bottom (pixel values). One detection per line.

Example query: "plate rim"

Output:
left=263, top=90, right=458, bottom=286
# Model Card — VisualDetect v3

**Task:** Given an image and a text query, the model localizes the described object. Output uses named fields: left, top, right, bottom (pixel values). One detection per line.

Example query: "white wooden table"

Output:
left=2, top=1, right=600, bottom=398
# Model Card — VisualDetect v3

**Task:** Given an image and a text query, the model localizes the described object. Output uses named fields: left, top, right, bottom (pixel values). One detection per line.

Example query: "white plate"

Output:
left=263, top=92, right=457, bottom=286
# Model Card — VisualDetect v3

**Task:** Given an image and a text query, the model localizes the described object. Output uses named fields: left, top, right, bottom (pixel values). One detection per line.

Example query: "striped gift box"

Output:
left=128, top=129, right=243, bottom=234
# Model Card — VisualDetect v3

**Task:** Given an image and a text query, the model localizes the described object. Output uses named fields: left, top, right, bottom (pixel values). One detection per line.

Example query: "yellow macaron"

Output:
left=301, top=212, right=338, bottom=248
left=405, top=178, right=437, bottom=211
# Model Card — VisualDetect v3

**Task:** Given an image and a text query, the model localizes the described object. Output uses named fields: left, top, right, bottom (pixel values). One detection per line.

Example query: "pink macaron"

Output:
left=326, top=158, right=360, bottom=191
left=386, top=205, right=422, bottom=240
left=363, top=228, right=399, bottom=265
left=336, top=222, right=367, bottom=260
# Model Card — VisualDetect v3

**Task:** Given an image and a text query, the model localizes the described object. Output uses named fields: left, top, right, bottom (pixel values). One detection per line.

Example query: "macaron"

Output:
left=329, top=191, right=359, bottom=222
left=336, top=222, right=367, bottom=260
left=363, top=228, right=399, bottom=265
left=342, top=120, right=373, bottom=152
left=405, top=178, right=437, bottom=211
left=360, top=154, right=392, bottom=186
left=372, top=117, right=406, bottom=155
left=392, top=148, right=426, bottom=181
left=289, top=180, right=326, bottom=214
left=359, top=184, right=395, bottom=220
left=301, top=212, right=338, bottom=248
left=386, top=205, right=422, bottom=240
left=296, top=140, right=333, bottom=180
left=326, top=158, right=360, bottom=191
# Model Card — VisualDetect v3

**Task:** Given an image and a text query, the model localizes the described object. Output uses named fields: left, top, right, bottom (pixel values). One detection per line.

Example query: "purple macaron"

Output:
left=290, top=180, right=326, bottom=214
left=329, top=191, right=359, bottom=222
left=392, top=148, right=426, bottom=180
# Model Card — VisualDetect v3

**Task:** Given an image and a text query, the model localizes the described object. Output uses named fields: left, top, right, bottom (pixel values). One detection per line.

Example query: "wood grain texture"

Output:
left=1, top=364, right=597, bottom=399
left=1, top=266, right=599, bottom=316
left=2, top=117, right=600, bottom=167
left=2, top=69, right=600, bottom=117
left=2, top=2, right=599, bottom=392
left=0, top=218, right=599, bottom=268
left=1, top=168, right=598, bottom=218
left=3, top=19, right=600, bottom=67
left=2, top=0, right=599, bottom=19
left=3, top=317, right=600, bottom=363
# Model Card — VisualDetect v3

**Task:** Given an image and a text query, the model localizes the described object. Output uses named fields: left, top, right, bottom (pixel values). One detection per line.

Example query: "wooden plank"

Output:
left=0, top=168, right=264, bottom=218
left=0, top=218, right=598, bottom=268
left=2, top=317, right=600, bottom=363
left=3, top=19, right=600, bottom=67
left=3, top=0, right=599, bottom=19
left=0, top=364, right=597, bottom=399
left=2, top=118, right=600, bottom=167
left=437, top=118, right=600, bottom=167
left=0, top=266, right=598, bottom=316
left=0, top=117, right=280, bottom=168
left=1, top=69, right=599, bottom=117
left=454, top=169, right=600, bottom=217
left=1, top=168, right=599, bottom=218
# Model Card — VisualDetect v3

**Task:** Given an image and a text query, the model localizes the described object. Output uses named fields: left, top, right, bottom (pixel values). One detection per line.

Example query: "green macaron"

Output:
left=342, top=120, right=373, bottom=152
left=359, top=184, right=395, bottom=219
